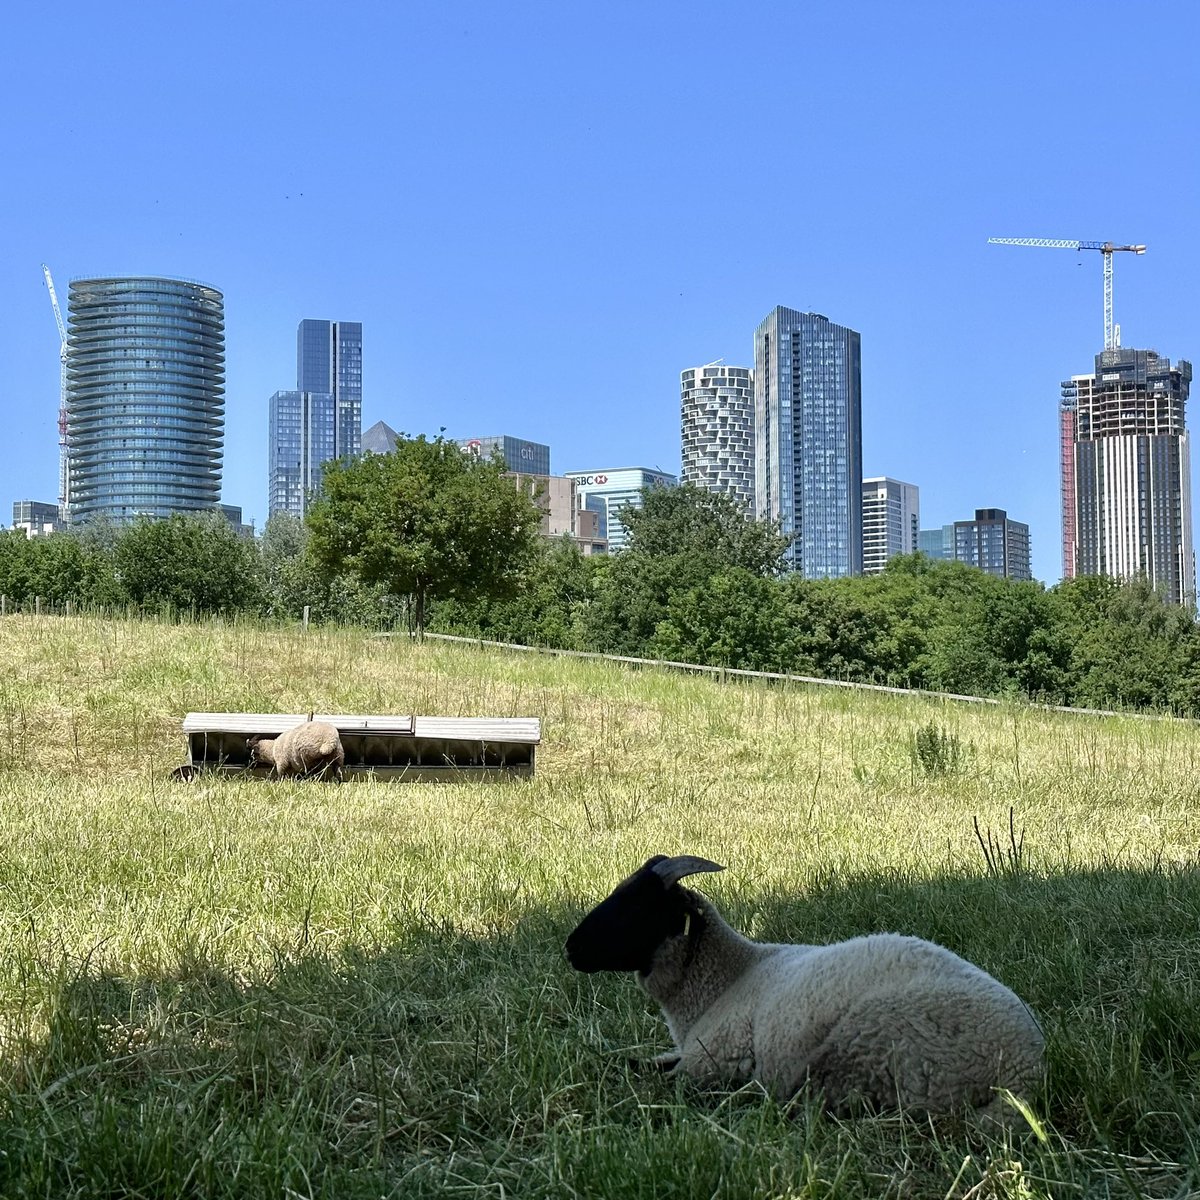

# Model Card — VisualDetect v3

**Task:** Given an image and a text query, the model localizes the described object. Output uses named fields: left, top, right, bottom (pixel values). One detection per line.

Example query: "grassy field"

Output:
left=0, top=614, right=1198, bottom=1198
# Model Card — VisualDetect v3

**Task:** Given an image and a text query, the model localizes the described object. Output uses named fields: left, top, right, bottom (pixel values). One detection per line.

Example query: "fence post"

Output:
left=35, top=596, right=42, bottom=616
left=0, top=595, right=5, bottom=616
left=66, top=600, right=74, bottom=617
left=302, top=605, right=310, bottom=631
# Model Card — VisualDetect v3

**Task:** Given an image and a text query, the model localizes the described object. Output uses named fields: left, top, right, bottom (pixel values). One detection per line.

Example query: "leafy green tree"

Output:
left=0, top=530, right=122, bottom=609
left=783, top=576, right=900, bottom=682
left=1052, top=575, right=1194, bottom=711
left=571, top=485, right=792, bottom=657
left=259, top=512, right=323, bottom=619
left=305, top=434, right=545, bottom=636
left=28, top=536, right=98, bottom=608
left=433, top=536, right=596, bottom=647
left=574, top=551, right=693, bottom=655
left=0, top=531, right=37, bottom=603
left=114, top=512, right=265, bottom=615
left=649, top=568, right=801, bottom=671
left=621, top=483, right=791, bottom=575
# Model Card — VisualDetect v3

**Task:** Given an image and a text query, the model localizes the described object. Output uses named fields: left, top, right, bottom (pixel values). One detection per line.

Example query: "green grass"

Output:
left=1, top=613, right=1199, bottom=1197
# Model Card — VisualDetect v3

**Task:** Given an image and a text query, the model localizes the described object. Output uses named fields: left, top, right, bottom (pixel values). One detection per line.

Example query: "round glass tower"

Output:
left=66, top=276, right=225, bottom=522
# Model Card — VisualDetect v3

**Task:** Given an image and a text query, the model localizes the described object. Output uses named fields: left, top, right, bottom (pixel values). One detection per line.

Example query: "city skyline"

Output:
left=3, top=3, right=1198, bottom=583
left=10, top=288, right=1183, bottom=587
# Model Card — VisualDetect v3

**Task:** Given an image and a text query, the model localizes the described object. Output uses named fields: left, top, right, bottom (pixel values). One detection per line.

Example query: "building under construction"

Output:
left=1061, top=348, right=1194, bottom=606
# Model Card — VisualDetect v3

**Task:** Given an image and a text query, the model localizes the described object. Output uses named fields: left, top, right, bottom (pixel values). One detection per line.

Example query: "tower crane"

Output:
left=987, top=238, right=1146, bottom=352
left=41, top=265, right=70, bottom=518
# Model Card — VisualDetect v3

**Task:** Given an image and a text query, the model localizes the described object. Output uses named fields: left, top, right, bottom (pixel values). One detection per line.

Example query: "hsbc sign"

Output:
left=576, top=474, right=609, bottom=486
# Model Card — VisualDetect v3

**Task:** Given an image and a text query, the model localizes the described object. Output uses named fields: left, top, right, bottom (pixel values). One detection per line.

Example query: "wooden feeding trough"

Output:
left=179, top=713, right=540, bottom=781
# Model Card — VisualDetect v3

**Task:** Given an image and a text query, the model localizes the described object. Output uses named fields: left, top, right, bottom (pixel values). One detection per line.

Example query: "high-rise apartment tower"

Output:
left=954, top=508, right=1032, bottom=580
left=861, top=478, right=919, bottom=574
left=754, top=307, right=862, bottom=576
left=1061, top=347, right=1193, bottom=604
left=680, top=362, right=755, bottom=515
left=268, top=390, right=334, bottom=518
left=66, top=276, right=224, bottom=522
left=297, top=319, right=362, bottom=460
left=269, top=320, right=363, bottom=519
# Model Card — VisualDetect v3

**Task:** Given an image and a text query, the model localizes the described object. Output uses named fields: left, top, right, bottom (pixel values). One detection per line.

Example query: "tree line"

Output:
left=4, top=435, right=1200, bottom=716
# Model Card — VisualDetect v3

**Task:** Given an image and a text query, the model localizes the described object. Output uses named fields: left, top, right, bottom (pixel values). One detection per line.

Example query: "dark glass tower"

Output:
left=953, top=508, right=1032, bottom=581
left=268, top=319, right=362, bottom=518
left=297, top=319, right=362, bottom=459
left=268, top=390, right=335, bottom=518
left=753, top=307, right=862, bottom=576
left=66, top=277, right=224, bottom=522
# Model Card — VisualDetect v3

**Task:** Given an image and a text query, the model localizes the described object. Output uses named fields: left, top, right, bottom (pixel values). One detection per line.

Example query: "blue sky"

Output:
left=3, top=0, right=1198, bottom=583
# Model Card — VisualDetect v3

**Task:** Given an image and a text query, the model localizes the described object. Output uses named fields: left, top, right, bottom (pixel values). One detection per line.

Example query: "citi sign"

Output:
left=576, top=474, right=609, bottom=486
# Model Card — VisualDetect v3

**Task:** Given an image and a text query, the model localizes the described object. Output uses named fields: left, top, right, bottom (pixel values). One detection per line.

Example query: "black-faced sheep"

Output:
left=565, top=855, right=1044, bottom=1121
left=248, top=718, right=344, bottom=780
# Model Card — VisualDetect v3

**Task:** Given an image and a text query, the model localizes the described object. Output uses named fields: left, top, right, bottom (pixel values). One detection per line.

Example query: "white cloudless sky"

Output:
left=3, top=0, right=1198, bottom=583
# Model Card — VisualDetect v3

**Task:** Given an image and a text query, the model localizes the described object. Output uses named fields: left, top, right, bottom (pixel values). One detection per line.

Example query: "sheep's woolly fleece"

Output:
left=567, top=857, right=1044, bottom=1120
left=252, top=720, right=345, bottom=778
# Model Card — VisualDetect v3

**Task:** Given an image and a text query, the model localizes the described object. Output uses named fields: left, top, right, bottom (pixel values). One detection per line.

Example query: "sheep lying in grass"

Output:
left=565, top=855, right=1044, bottom=1121
left=248, top=718, right=344, bottom=780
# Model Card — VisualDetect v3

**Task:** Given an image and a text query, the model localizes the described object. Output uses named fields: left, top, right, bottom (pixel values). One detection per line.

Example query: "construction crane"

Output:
left=987, top=237, right=1146, bottom=352
left=41, top=265, right=70, bottom=519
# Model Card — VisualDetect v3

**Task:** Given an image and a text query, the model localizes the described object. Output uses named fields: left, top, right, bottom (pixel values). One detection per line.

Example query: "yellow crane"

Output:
left=987, top=237, right=1145, bottom=352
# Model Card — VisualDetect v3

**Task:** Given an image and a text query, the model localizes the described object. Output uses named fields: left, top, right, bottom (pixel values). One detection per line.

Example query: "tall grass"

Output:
left=0, top=613, right=1198, bottom=1197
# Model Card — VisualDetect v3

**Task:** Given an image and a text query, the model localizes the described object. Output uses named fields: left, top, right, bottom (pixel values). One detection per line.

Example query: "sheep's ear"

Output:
left=650, top=856, right=725, bottom=888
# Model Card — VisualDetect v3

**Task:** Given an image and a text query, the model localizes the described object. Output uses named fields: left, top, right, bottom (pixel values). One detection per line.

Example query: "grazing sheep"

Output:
left=565, top=855, right=1044, bottom=1120
left=248, top=717, right=344, bottom=780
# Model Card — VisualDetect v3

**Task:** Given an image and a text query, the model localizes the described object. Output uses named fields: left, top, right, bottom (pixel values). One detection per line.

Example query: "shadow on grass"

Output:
left=2, top=861, right=1200, bottom=1198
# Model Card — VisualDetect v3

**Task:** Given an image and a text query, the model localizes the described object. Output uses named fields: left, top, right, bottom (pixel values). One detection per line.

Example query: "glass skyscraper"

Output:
left=297, top=319, right=362, bottom=459
left=269, top=319, right=362, bottom=518
left=460, top=435, right=550, bottom=476
left=268, top=390, right=335, bottom=518
left=918, top=525, right=954, bottom=560
left=754, top=307, right=862, bottom=576
left=65, top=276, right=225, bottom=522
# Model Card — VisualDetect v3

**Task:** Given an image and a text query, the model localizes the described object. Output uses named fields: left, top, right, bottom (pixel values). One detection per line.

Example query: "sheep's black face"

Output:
left=565, top=856, right=689, bottom=975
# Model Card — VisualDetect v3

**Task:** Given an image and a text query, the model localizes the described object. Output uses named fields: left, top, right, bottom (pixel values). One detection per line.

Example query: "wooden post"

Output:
left=0, top=595, right=6, bottom=616
left=66, top=600, right=74, bottom=617
left=35, top=596, right=42, bottom=616
left=302, top=605, right=310, bottom=631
